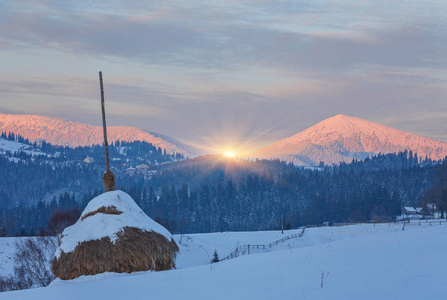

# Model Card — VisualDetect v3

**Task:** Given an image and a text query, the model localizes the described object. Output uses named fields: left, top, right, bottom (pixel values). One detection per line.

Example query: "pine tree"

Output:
left=212, top=249, right=219, bottom=263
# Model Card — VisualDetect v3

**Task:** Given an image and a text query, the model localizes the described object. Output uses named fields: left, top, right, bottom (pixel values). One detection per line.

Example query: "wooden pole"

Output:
left=99, top=71, right=116, bottom=192
left=99, top=71, right=110, bottom=172
left=281, top=214, right=284, bottom=234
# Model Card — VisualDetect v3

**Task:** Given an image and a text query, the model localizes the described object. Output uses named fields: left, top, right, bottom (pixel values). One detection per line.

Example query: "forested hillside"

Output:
left=1, top=136, right=445, bottom=236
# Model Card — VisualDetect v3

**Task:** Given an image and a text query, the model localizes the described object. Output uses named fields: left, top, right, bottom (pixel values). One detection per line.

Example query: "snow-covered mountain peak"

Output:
left=0, top=113, right=198, bottom=155
left=298, top=114, right=394, bottom=138
left=251, top=114, right=447, bottom=165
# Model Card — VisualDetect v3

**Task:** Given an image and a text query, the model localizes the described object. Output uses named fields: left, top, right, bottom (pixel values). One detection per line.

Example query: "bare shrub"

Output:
left=0, top=275, right=31, bottom=292
left=0, top=236, right=57, bottom=292
left=1, top=209, right=77, bottom=292
left=47, top=208, right=81, bottom=236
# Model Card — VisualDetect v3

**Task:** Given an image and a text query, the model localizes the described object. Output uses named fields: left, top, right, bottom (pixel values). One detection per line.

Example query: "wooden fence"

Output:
left=217, top=219, right=446, bottom=262
left=306, top=219, right=447, bottom=228
left=219, top=226, right=306, bottom=262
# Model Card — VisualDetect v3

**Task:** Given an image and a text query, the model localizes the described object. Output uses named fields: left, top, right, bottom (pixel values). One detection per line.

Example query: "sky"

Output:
left=0, top=0, right=446, bottom=153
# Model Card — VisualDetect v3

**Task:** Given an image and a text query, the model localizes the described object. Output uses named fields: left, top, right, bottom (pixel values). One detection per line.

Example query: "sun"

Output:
left=224, top=151, right=236, bottom=158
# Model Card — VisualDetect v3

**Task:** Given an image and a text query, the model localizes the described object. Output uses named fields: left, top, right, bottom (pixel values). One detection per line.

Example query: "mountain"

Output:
left=147, top=131, right=207, bottom=156
left=250, top=114, right=447, bottom=165
left=0, top=113, right=198, bottom=156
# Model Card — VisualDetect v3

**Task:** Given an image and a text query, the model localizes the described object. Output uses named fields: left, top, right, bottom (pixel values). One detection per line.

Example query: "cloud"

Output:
left=1, top=0, right=447, bottom=149
left=2, top=0, right=445, bottom=73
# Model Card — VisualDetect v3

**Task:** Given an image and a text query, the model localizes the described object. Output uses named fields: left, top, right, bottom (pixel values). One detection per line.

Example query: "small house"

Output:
left=136, top=164, right=149, bottom=174
left=84, top=157, right=95, bottom=164
left=126, top=167, right=136, bottom=175
left=404, top=207, right=417, bottom=216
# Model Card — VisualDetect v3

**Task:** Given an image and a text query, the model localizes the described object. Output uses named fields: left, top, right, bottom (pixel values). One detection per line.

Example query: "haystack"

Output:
left=51, top=190, right=179, bottom=280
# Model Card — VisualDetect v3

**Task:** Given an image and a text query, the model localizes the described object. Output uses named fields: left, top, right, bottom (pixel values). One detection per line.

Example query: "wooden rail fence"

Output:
left=219, top=227, right=306, bottom=262
left=217, top=220, right=445, bottom=262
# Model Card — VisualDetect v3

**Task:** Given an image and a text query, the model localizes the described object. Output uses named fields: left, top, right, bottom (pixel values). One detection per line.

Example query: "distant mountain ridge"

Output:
left=0, top=113, right=199, bottom=156
left=147, top=131, right=207, bottom=157
left=250, top=114, right=447, bottom=165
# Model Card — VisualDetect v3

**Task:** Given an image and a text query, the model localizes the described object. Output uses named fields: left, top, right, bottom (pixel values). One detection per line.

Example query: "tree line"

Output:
left=0, top=143, right=446, bottom=236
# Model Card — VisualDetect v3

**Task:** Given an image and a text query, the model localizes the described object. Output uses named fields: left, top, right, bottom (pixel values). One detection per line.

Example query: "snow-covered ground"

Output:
left=0, top=238, right=16, bottom=277
left=1, top=221, right=446, bottom=299
left=0, top=138, right=45, bottom=157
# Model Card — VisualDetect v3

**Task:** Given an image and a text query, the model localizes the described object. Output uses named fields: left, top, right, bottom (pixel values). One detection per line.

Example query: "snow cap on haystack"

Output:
left=51, top=190, right=179, bottom=280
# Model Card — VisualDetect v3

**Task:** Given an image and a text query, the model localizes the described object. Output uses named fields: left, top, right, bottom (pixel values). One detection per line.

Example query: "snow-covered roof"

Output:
left=83, top=157, right=94, bottom=163
left=404, top=207, right=417, bottom=213
left=55, top=190, right=172, bottom=258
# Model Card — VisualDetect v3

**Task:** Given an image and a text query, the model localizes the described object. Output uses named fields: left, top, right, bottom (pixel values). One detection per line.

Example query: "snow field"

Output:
left=1, top=221, right=445, bottom=299
left=0, top=238, right=16, bottom=277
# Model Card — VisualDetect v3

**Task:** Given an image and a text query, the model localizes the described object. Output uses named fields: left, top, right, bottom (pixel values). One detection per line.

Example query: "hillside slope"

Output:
left=0, top=113, right=195, bottom=155
left=0, top=138, right=46, bottom=156
left=251, top=114, right=447, bottom=165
